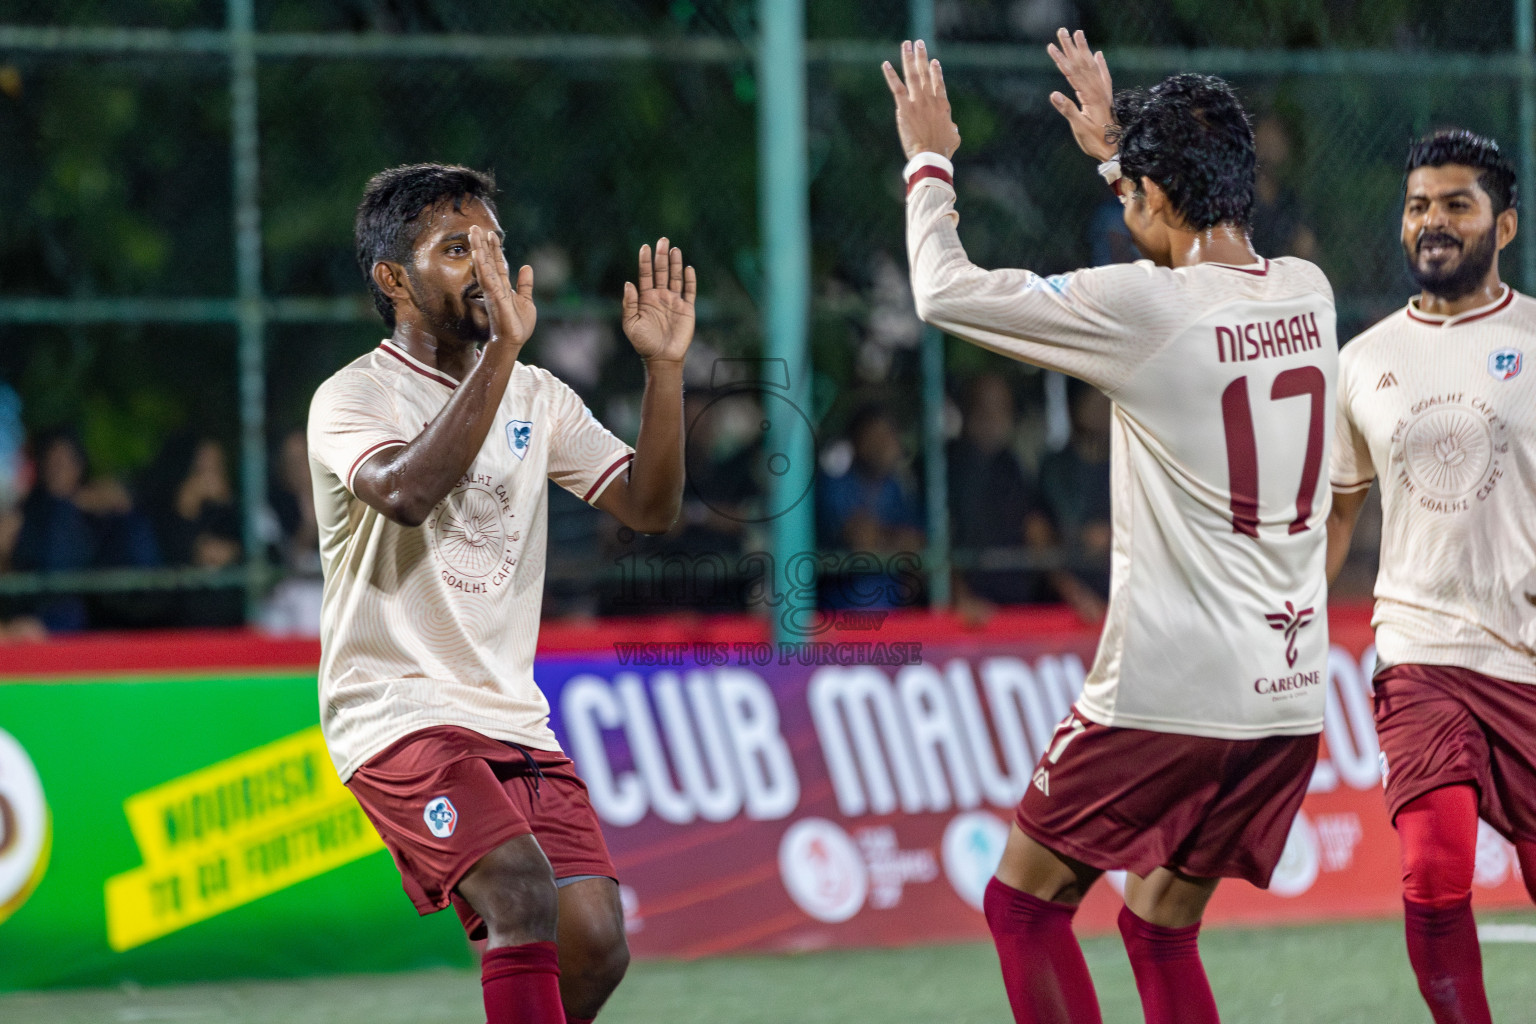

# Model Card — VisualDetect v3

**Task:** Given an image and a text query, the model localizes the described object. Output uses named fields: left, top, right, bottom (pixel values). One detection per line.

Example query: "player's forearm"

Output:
left=1324, top=487, right=1368, bottom=586
left=621, top=358, right=686, bottom=533
left=362, top=344, right=520, bottom=526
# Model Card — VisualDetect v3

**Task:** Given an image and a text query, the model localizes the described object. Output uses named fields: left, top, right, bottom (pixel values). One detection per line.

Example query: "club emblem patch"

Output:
left=1489, top=348, right=1522, bottom=381
left=506, top=420, right=533, bottom=460
left=424, top=796, right=458, bottom=838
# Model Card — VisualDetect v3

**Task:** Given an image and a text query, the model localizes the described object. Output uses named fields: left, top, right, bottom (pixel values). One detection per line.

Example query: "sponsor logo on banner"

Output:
left=1474, top=821, right=1519, bottom=888
left=941, top=811, right=1010, bottom=910
left=1269, top=811, right=1320, bottom=897
left=778, top=818, right=867, bottom=923
left=424, top=796, right=458, bottom=838
left=103, top=725, right=384, bottom=951
left=0, top=728, right=51, bottom=926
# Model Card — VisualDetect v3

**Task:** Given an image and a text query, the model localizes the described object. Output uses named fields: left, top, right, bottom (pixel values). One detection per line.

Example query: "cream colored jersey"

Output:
left=907, top=162, right=1337, bottom=739
left=1331, top=286, right=1536, bottom=683
left=308, top=340, right=634, bottom=780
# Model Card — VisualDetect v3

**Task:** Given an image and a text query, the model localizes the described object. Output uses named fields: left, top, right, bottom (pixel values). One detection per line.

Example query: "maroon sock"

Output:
left=1404, top=895, right=1492, bottom=1024
left=1117, top=905, right=1218, bottom=1024
left=481, top=941, right=565, bottom=1024
left=983, top=877, right=1102, bottom=1024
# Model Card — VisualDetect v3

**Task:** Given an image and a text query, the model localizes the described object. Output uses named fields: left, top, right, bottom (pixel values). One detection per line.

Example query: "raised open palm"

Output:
left=622, top=238, right=697, bottom=363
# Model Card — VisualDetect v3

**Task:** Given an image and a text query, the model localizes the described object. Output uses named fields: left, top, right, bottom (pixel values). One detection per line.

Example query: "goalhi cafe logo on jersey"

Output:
left=0, top=728, right=51, bottom=926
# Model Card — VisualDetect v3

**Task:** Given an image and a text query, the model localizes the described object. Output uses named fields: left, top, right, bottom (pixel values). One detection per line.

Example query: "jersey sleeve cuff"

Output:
left=583, top=451, right=635, bottom=505
left=346, top=439, right=408, bottom=493
left=1330, top=477, right=1374, bottom=494
left=903, top=152, right=954, bottom=194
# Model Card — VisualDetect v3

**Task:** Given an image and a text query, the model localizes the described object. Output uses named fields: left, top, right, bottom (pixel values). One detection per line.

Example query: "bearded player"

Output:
left=886, top=33, right=1337, bottom=1024
left=1328, top=130, right=1536, bottom=1024
left=307, top=164, right=693, bottom=1024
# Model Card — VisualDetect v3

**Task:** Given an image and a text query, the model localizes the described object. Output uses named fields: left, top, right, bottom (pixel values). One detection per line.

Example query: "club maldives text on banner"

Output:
left=0, top=606, right=1528, bottom=989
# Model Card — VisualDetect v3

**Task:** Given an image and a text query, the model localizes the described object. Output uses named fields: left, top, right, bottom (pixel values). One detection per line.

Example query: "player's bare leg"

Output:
left=456, top=834, right=563, bottom=1024
left=1119, top=868, right=1221, bottom=1024
left=555, top=877, right=630, bottom=1023
left=985, top=825, right=1104, bottom=1024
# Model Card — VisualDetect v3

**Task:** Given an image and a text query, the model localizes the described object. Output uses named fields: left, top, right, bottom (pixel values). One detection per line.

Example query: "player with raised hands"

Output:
left=307, top=163, right=693, bottom=1024
left=886, top=32, right=1338, bottom=1024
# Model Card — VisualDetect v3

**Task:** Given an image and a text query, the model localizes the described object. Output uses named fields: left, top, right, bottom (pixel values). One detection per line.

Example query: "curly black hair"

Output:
left=1112, top=74, right=1255, bottom=231
left=354, top=163, right=499, bottom=329
left=1404, top=129, right=1519, bottom=214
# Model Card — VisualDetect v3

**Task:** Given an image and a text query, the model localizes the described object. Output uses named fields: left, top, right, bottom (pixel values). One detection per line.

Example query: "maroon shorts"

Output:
left=1374, top=663, right=1536, bottom=842
left=346, top=725, right=616, bottom=939
left=1016, top=710, right=1319, bottom=888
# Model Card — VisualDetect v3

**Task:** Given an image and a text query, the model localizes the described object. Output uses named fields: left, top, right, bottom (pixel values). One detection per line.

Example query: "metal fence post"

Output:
left=908, top=0, right=950, bottom=609
left=229, top=0, right=269, bottom=620
left=757, top=0, right=815, bottom=644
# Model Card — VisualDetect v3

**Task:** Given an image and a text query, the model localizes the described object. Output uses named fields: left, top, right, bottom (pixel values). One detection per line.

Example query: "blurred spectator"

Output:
left=159, top=437, right=244, bottom=627
left=268, top=429, right=319, bottom=573
left=11, top=432, right=161, bottom=631
left=817, top=404, right=925, bottom=610
left=947, top=374, right=1054, bottom=624
left=1250, top=115, right=1318, bottom=260
left=1037, top=380, right=1112, bottom=622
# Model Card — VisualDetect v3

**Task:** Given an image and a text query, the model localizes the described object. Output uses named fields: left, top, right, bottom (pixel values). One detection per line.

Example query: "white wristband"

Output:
left=903, top=151, right=955, bottom=182
left=1096, top=157, right=1122, bottom=186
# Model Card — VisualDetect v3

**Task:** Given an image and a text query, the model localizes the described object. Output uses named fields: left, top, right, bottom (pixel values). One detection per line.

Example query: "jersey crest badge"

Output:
left=1489, top=348, right=1522, bottom=381
left=506, top=420, right=533, bottom=460
left=1263, top=600, right=1315, bottom=668
left=424, top=796, right=458, bottom=838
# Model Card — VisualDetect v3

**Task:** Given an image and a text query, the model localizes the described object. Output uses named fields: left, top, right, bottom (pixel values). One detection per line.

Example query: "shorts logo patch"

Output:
left=424, top=796, right=458, bottom=838
left=1031, top=766, right=1050, bottom=796
left=1489, top=348, right=1522, bottom=381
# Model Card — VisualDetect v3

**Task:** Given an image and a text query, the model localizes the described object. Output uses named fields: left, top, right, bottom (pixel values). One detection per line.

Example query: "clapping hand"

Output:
left=468, top=223, right=537, bottom=348
left=622, top=239, right=697, bottom=364
left=882, top=39, right=961, bottom=161
left=1047, top=28, right=1117, bottom=163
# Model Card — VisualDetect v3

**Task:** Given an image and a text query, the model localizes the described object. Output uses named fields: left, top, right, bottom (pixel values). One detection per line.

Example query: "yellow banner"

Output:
left=104, top=726, right=383, bottom=951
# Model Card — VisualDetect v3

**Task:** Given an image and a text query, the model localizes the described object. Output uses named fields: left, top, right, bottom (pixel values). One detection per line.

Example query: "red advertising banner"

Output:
left=534, top=605, right=1532, bottom=956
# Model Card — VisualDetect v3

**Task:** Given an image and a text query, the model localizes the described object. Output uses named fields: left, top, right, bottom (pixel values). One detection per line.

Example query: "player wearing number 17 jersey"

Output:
left=886, top=31, right=1337, bottom=1024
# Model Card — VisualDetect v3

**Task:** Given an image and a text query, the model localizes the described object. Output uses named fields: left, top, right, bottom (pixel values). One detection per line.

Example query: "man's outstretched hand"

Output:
left=1047, top=28, right=1117, bottom=163
left=882, top=39, right=960, bottom=161
left=469, top=223, right=537, bottom=349
left=622, top=239, right=697, bottom=365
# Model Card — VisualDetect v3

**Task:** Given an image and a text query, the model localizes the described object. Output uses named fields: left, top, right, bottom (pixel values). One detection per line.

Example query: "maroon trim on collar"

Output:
left=1214, top=258, right=1269, bottom=277
left=906, top=165, right=953, bottom=195
left=584, top=452, right=634, bottom=504
left=1406, top=286, right=1514, bottom=327
left=378, top=342, right=459, bottom=389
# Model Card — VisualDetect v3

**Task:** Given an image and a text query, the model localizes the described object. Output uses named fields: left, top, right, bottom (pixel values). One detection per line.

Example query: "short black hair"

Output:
left=1404, top=129, right=1519, bottom=215
left=1113, top=74, right=1255, bottom=230
left=354, top=163, right=499, bottom=328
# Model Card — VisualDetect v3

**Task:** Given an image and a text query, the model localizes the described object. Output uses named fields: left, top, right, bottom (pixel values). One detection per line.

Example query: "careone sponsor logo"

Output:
left=0, top=728, right=50, bottom=925
left=1253, top=669, right=1324, bottom=699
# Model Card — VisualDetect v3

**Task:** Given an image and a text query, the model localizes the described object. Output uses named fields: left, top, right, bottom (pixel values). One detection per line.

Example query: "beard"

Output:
left=1405, top=225, right=1497, bottom=301
left=407, top=268, right=490, bottom=342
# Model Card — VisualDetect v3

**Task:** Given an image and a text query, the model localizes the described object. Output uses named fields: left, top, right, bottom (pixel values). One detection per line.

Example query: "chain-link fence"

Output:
left=0, top=0, right=1529, bottom=633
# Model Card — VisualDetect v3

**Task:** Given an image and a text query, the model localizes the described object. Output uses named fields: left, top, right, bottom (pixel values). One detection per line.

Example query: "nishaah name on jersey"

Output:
left=1214, top=312, right=1323, bottom=363
left=1388, top=392, right=1510, bottom=514
left=424, top=472, right=523, bottom=594
left=1488, top=348, right=1522, bottom=382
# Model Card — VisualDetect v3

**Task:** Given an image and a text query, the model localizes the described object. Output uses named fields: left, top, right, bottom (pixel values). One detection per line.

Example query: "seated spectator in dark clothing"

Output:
left=1038, top=380, right=1113, bottom=623
left=817, top=404, right=925, bottom=610
left=11, top=432, right=160, bottom=631
left=268, top=429, right=319, bottom=573
left=164, top=438, right=244, bottom=627
left=947, top=373, right=1054, bottom=623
